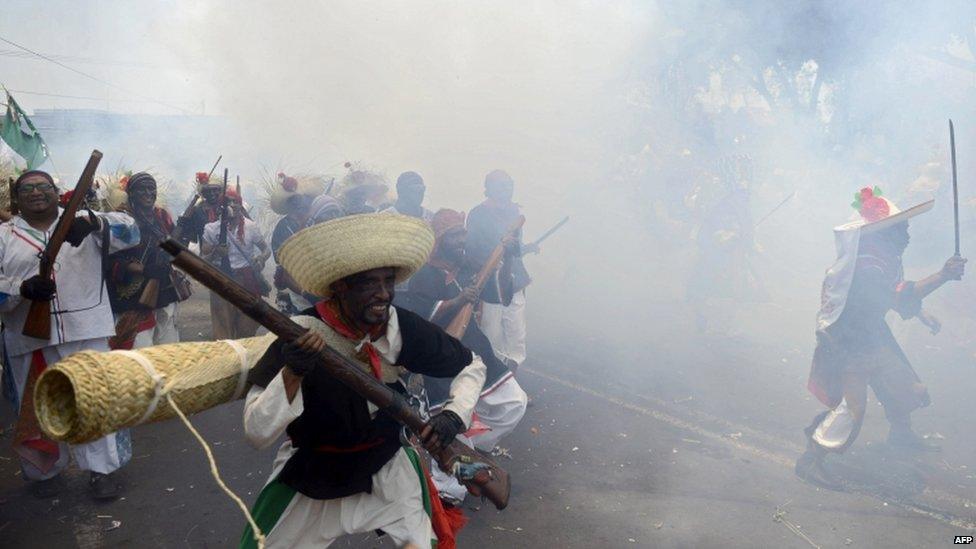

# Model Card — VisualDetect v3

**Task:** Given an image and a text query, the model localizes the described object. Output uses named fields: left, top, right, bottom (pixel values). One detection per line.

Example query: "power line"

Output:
left=8, top=88, right=197, bottom=107
left=0, top=48, right=199, bottom=71
left=0, top=34, right=194, bottom=115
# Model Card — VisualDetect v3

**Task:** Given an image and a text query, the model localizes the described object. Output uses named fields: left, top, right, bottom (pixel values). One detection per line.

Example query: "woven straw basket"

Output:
left=34, top=335, right=275, bottom=444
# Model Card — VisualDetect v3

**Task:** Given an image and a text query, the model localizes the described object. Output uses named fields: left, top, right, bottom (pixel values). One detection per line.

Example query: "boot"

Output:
left=89, top=471, right=122, bottom=501
left=30, top=474, right=65, bottom=499
left=795, top=440, right=844, bottom=491
left=887, top=416, right=941, bottom=452
left=887, top=428, right=941, bottom=452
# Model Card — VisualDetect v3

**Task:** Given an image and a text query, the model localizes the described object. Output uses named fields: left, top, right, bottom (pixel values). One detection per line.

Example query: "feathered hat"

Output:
left=269, top=172, right=326, bottom=215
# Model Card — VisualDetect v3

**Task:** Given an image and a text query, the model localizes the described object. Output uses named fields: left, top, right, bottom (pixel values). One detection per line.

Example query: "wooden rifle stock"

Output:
left=23, top=150, right=103, bottom=339
left=160, top=238, right=511, bottom=509
left=445, top=215, right=525, bottom=340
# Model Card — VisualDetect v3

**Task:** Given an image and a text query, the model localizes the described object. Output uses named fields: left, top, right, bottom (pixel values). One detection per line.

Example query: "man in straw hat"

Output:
left=240, top=213, right=486, bottom=548
left=106, top=172, right=188, bottom=349
left=465, top=169, right=535, bottom=371
left=796, top=187, right=967, bottom=489
left=0, top=170, right=140, bottom=499
left=201, top=187, right=271, bottom=339
left=269, top=172, right=322, bottom=315
left=399, top=208, right=527, bottom=506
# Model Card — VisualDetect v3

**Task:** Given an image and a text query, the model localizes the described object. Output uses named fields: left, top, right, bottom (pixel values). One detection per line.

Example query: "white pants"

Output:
left=10, top=338, right=132, bottom=480
left=812, top=399, right=856, bottom=450
left=432, top=376, right=528, bottom=502
left=478, top=289, right=527, bottom=368
left=131, top=302, right=180, bottom=349
left=264, top=446, right=433, bottom=548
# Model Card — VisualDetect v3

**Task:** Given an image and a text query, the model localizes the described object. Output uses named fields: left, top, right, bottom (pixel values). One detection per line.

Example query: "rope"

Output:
left=113, top=350, right=165, bottom=425
left=772, top=504, right=820, bottom=549
left=101, top=347, right=265, bottom=548
left=165, top=392, right=266, bottom=549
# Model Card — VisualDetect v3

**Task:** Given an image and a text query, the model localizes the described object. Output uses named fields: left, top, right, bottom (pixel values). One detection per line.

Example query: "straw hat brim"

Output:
left=835, top=199, right=934, bottom=233
left=278, top=213, right=434, bottom=297
left=270, top=179, right=326, bottom=215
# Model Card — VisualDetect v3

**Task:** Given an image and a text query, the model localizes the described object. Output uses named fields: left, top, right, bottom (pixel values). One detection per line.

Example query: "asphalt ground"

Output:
left=1, top=291, right=974, bottom=548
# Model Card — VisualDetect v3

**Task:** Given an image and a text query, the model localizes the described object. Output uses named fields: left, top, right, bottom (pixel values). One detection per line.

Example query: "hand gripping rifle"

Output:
left=23, top=150, right=103, bottom=339
left=160, top=238, right=511, bottom=509
left=445, top=215, right=525, bottom=340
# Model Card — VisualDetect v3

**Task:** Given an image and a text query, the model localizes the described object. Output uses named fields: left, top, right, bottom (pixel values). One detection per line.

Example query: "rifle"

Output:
left=207, top=154, right=223, bottom=181
left=23, top=150, right=103, bottom=339
left=754, top=191, right=795, bottom=228
left=445, top=216, right=525, bottom=340
left=217, top=168, right=232, bottom=274
left=160, top=238, right=511, bottom=509
left=524, top=215, right=568, bottom=254
left=950, top=120, right=961, bottom=256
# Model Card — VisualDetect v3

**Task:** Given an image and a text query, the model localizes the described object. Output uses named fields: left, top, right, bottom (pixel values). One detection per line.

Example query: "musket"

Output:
left=754, top=191, right=796, bottom=228
left=217, top=168, right=232, bottom=274
left=206, top=154, right=223, bottom=181
left=524, top=215, right=568, bottom=254
left=160, top=238, right=511, bottom=509
left=23, top=150, right=102, bottom=339
left=445, top=216, right=525, bottom=340
left=950, top=120, right=960, bottom=256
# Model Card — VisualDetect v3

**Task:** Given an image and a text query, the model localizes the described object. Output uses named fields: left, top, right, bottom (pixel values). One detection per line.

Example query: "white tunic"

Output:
left=202, top=218, right=267, bottom=270
left=242, top=308, right=486, bottom=547
left=0, top=209, right=140, bottom=356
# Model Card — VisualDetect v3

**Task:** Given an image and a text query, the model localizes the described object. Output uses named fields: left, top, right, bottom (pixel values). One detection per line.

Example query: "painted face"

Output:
left=201, top=186, right=221, bottom=204
left=129, top=181, right=157, bottom=210
left=397, top=179, right=426, bottom=208
left=486, top=179, right=514, bottom=202
left=439, top=228, right=466, bottom=263
left=333, top=267, right=397, bottom=329
left=16, top=174, right=58, bottom=215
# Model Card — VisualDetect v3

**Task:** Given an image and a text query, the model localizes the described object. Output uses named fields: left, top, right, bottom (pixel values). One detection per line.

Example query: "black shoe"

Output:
left=887, top=430, right=941, bottom=452
left=30, top=474, right=64, bottom=499
left=89, top=472, right=122, bottom=501
left=794, top=449, right=844, bottom=491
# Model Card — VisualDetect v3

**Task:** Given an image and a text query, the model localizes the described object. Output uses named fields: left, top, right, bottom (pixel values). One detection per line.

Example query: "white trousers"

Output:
left=812, top=399, right=855, bottom=450
left=10, top=338, right=132, bottom=480
left=131, top=302, right=180, bottom=349
left=432, top=376, right=528, bottom=502
left=264, top=446, right=432, bottom=548
left=478, top=289, right=527, bottom=368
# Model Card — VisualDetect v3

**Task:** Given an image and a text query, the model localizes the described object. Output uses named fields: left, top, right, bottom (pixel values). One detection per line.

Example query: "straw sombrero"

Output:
left=836, top=186, right=934, bottom=233
left=278, top=213, right=434, bottom=297
left=269, top=173, right=326, bottom=215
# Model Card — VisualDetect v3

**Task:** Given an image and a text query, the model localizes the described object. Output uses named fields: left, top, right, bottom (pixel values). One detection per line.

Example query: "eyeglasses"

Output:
left=16, top=182, right=57, bottom=194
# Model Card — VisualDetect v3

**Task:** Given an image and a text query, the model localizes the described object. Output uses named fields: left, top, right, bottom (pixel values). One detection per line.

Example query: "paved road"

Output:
left=1, top=294, right=974, bottom=547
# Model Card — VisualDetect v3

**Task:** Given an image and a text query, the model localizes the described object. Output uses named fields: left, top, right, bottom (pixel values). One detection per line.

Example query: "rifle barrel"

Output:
left=950, top=120, right=960, bottom=256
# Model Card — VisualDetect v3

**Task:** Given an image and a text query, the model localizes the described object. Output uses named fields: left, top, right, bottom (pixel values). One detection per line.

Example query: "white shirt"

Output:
left=381, top=205, right=434, bottom=223
left=243, top=307, right=486, bottom=451
left=0, top=209, right=140, bottom=356
left=202, top=217, right=267, bottom=270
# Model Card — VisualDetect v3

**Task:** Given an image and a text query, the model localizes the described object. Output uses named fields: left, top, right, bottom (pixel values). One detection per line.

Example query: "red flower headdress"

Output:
left=851, top=186, right=889, bottom=223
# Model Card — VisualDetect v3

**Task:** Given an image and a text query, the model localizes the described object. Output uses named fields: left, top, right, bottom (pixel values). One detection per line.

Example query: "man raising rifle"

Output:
left=0, top=169, right=140, bottom=500
left=201, top=187, right=270, bottom=339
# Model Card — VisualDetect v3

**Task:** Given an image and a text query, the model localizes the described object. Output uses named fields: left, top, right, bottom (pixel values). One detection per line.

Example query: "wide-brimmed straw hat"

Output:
left=836, top=186, right=934, bottom=233
left=269, top=173, right=326, bottom=215
left=278, top=213, right=434, bottom=297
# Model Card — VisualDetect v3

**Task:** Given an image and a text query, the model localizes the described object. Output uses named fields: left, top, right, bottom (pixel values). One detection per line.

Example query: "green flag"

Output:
left=1, top=92, right=48, bottom=169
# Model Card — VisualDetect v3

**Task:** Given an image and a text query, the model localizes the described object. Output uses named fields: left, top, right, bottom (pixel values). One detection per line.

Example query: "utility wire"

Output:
left=8, top=88, right=196, bottom=107
left=0, top=34, right=194, bottom=115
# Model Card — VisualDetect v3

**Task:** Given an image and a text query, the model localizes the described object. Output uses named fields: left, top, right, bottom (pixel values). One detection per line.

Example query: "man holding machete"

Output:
left=0, top=169, right=140, bottom=499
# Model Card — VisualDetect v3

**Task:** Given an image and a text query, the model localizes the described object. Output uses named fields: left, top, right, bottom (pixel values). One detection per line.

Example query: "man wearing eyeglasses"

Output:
left=0, top=170, right=140, bottom=500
